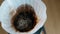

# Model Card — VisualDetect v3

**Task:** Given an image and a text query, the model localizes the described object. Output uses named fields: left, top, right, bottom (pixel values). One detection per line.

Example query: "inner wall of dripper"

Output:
left=12, top=4, right=37, bottom=32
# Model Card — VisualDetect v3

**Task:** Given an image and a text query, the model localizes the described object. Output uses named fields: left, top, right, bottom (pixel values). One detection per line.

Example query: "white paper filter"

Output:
left=0, top=0, right=47, bottom=34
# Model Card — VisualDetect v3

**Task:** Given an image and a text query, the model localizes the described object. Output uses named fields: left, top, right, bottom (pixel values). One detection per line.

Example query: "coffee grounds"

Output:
left=11, top=4, right=37, bottom=32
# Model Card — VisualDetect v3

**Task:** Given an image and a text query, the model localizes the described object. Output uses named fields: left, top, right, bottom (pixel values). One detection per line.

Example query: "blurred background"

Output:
left=0, top=0, right=60, bottom=34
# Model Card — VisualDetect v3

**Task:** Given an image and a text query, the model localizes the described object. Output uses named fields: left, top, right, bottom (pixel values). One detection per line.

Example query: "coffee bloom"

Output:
left=0, top=0, right=47, bottom=34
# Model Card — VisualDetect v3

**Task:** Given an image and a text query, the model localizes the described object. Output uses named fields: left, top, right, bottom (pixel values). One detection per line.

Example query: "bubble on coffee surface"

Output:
left=11, top=4, right=37, bottom=32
